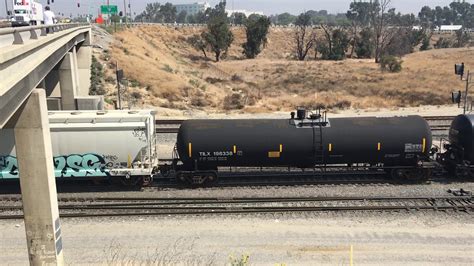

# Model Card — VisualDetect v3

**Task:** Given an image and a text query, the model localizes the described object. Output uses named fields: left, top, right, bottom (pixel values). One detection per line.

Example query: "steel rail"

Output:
left=0, top=196, right=471, bottom=219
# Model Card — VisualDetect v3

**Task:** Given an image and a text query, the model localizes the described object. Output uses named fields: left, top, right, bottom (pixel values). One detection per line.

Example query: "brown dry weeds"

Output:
left=107, top=26, right=474, bottom=113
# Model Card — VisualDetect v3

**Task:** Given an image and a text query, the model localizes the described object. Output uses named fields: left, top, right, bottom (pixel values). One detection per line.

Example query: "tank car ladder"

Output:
left=312, top=110, right=326, bottom=176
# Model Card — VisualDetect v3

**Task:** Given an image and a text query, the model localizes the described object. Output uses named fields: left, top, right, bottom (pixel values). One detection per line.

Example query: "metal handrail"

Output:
left=0, top=23, right=90, bottom=45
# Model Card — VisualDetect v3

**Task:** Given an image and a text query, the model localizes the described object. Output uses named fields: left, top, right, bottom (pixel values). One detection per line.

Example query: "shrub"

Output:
left=434, top=37, right=452, bottom=49
left=223, top=93, right=245, bottom=110
left=231, top=74, right=243, bottom=82
left=420, top=35, right=431, bottom=51
left=380, top=56, right=402, bottom=73
left=89, top=55, right=106, bottom=95
left=162, top=64, right=174, bottom=73
left=130, top=91, right=142, bottom=100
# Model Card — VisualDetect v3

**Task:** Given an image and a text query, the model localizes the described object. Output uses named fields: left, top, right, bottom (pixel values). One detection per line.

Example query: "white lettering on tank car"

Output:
left=405, top=143, right=423, bottom=153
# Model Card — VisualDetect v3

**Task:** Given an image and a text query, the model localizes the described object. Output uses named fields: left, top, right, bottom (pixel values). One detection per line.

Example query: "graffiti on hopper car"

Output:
left=0, top=154, right=109, bottom=179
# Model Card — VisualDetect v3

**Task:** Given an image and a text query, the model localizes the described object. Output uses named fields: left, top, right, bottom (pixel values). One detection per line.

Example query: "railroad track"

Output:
left=0, top=196, right=471, bottom=219
left=155, top=116, right=456, bottom=134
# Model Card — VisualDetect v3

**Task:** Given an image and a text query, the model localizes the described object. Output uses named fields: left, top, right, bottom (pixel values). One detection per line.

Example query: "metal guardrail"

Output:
left=0, top=23, right=90, bottom=45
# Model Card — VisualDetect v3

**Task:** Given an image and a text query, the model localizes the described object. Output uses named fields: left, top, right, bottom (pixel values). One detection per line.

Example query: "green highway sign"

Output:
left=101, top=5, right=118, bottom=15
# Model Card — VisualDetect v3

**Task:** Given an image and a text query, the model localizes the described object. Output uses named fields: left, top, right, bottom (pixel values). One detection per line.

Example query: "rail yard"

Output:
left=1, top=0, right=474, bottom=264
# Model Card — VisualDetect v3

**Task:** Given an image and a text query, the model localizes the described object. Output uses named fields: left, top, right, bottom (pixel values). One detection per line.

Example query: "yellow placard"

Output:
left=268, top=151, right=281, bottom=158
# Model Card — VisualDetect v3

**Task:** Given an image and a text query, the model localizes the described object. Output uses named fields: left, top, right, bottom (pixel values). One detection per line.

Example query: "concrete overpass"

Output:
left=0, top=23, right=95, bottom=265
left=0, top=23, right=98, bottom=128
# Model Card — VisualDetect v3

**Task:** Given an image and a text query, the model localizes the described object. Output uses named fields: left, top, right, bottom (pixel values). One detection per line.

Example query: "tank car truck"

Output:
left=0, top=110, right=158, bottom=186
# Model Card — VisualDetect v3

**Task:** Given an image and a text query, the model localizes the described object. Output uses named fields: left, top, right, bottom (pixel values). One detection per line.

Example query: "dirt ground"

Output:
left=100, top=25, right=474, bottom=114
left=1, top=213, right=472, bottom=265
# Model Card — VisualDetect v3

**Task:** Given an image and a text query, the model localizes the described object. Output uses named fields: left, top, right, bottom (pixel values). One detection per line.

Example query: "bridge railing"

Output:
left=0, top=23, right=90, bottom=45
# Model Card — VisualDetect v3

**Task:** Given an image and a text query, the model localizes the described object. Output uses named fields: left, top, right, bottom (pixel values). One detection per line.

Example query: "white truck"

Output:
left=10, top=0, right=44, bottom=26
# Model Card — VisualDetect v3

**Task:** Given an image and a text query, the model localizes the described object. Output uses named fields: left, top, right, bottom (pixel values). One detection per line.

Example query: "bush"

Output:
left=380, top=56, right=403, bottom=73
left=434, top=37, right=452, bottom=49
left=223, top=93, right=245, bottom=110
left=420, top=35, right=431, bottom=51
left=89, top=55, right=106, bottom=95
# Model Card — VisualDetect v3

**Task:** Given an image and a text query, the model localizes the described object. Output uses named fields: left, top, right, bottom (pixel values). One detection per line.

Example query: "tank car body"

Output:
left=438, top=114, right=474, bottom=177
left=0, top=110, right=157, bottom=185
left=175, top=115, right=432, bottom=177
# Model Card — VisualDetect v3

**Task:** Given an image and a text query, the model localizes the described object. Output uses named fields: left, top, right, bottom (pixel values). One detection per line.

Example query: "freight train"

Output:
left=1, top=109, right=473, bottom=186
left=162, top=109, right=474, bottom=185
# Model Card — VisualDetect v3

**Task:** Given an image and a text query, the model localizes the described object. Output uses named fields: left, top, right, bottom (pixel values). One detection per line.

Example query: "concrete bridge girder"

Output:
left=0, top=27, right=92, bottom=126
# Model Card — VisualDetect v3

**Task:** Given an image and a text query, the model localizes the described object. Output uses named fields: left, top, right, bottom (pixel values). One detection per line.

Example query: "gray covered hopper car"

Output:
left=0, top=110, right=157, bottom=185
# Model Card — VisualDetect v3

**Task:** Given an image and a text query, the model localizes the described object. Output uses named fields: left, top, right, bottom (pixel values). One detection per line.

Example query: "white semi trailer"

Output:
left=10, top=0, right=44, bottom=26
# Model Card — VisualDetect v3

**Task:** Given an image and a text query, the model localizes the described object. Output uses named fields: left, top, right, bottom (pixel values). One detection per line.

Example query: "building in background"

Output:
left=174, top=2, right=210, bottom=16
left=226, top=9, right=264, bottom=17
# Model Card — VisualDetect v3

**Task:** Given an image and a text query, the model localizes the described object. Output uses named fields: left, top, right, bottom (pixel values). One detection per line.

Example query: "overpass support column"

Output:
left=76, top=45, right=92, bottom=96
left=12, top=89, right=64, bottom=265
left=59, top=52, right=78, bottom=110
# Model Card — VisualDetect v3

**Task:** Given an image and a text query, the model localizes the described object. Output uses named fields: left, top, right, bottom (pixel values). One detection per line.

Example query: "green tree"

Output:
left=385, top=29, right=424, bottom=56
left=420, top=34, right=431, bottom=51
left=318, top=25, right=350, bottom=60
left=275, top=12, right=296, bottom=25
left=159, top=3, right=177, bottom=23
left=201, top=1, right=234, bottom=62
left=230, top=12, right=247, bottom=25
left=187, top=34, right=208, bottom=58
left=294, top=12, right=316, bottom=60
left=355, top=28, right=374, bottom=58
left=134, top=3, right=161, bottom=22
left=242, top=15, right=271, bottom=59
left=176, top=10, right=187, bottom=23
left=455, top=29, right=471, bottom=48
left=347, top=1, right=373, bottom=57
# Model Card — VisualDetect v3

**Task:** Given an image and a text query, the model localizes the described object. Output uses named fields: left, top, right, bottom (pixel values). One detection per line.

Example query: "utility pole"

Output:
left=128, top=0, right=132, bottom=22
left=123, top=0, right=127, bottom=24
left=4, top=0, right=9, bottom=18
left=107, top=0, right=110, bottom=25
left=463, top=70, right=471, bottom=114
left=116, top=61, right=123, bottom=110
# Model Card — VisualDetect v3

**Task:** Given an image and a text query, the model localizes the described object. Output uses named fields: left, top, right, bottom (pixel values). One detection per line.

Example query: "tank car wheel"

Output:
left=175, top=172, right=189, bottom=186
left=391, top=168, right=426, bottom=183
left=455, top=168, right=470, bottom=179
left=391, top=169, right=408, bottom=181
left=205, top=172, right=219, bottom=186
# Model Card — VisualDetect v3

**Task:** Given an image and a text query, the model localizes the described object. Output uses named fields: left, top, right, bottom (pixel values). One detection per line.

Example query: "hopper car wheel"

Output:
left=120, top=173, right=143, bottom=187
left=160, top=168, right=171, bottom=177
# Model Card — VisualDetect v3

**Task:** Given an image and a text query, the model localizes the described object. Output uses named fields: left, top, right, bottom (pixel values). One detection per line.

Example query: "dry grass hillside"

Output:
left=102, top=25, right=474, bottom=113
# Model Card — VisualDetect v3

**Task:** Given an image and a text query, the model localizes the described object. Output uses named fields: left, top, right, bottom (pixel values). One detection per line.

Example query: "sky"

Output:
left=0, top=0, right=462, bottom=18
